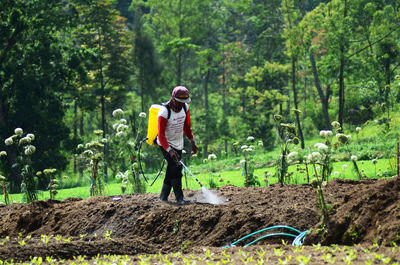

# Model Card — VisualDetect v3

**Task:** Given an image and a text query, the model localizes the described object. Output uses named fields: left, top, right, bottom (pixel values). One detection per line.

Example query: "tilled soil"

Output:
left=0, top=177, right=399, bottom=263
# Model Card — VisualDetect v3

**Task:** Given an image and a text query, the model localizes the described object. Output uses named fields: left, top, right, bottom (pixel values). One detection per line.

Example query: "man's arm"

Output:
left=183, top=110, right=194, bottom=139
left=183, top=110, right=198, bottom=154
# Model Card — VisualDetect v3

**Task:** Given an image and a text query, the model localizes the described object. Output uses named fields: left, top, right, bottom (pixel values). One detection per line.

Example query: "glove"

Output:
left=190, top=139, right=198, bottom=155
left=168, top=149, right=179, bottom=164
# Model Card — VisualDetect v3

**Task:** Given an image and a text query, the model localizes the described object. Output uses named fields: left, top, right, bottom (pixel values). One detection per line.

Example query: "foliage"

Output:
left=273, top=114, right=300, bottom=185
left=109, top=108, right=147, bottom=194
left=77, top=130, right=107, bottom=197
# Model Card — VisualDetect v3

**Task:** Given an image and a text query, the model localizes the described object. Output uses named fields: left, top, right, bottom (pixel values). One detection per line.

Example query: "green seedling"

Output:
left=273, top=247, right=285, bottom=257
left=41, top=234, right=51, bottom=244
left=322, top=253, right=336, bottom=264
left=104, top=230, right=112, bottom=240
left=296, top=255, right=311, bottom=265
left=278, top=255, right=292, bottom=265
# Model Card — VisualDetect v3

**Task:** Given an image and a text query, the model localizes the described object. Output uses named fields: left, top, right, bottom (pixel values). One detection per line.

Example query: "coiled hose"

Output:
left=223, top=225, right=308, bottom=248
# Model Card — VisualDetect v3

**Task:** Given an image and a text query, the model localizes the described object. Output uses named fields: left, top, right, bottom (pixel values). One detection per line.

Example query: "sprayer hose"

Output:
left=223, top=225, right=308, bottom=248
left=138, top=138, right=165, bottom=186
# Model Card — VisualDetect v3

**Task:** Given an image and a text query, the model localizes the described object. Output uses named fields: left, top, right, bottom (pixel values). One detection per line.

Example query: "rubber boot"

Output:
left=160, top=183, right=171, bottom=202
left=171, top=178, right=189, bottom=205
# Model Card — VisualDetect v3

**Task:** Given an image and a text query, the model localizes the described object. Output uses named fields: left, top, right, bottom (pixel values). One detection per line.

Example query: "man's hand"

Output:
left=168, top=149, right=179, bottom=163
left=190, top=139, right=198, bottom=155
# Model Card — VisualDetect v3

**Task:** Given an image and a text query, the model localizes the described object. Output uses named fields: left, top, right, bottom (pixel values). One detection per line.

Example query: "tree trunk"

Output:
left=176, top=0, right=183, bottom=85
left=291, top=57, right=305, bottom=148
left=202, top=69, right=210, bottom=158
left=338, top=0, right=347, bottom=132
left=310, top=53, right=331, bottom=130
left=100, top=63, right=108, bottom=181
left=73, top=100, right=78, bottom=174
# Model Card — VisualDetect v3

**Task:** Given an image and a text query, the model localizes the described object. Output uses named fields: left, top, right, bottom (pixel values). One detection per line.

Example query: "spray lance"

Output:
left=179, top=160, right=203, bottom=187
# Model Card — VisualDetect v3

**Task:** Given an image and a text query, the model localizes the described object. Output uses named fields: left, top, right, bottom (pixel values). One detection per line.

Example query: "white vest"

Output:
left=157, top=104, right=188, bottom=150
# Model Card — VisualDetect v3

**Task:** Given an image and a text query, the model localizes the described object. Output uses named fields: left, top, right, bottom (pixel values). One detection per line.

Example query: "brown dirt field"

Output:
left=0, top=177, right=399, bottom=264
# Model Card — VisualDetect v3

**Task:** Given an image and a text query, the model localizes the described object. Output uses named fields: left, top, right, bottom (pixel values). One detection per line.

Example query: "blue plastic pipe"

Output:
left=223, top=225, right=308, bottom=248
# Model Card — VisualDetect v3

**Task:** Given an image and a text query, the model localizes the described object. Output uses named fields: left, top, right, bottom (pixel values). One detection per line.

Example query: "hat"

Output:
left=172, top=86, right=191, bottom=103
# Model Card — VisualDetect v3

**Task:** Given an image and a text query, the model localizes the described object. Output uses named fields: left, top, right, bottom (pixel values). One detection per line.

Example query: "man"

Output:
left=157, top=86, right=198, bottom=204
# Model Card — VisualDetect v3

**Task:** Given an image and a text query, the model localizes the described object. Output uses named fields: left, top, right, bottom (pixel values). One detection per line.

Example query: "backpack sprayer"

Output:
left=137, top=104, right=165, bottom=186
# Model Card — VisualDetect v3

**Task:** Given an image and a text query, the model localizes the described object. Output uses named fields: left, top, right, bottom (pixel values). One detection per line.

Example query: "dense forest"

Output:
left=0, top=0, right=399, bottom=194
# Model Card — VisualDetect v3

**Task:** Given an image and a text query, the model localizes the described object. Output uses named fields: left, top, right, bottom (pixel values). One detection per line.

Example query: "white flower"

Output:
left=139, top=112, right=147, bottom=119
left=319, top=130, right=332, bottom=138
left=241, top=145, right=248, bottom=150
left=208, top=154, right=217, bottom=160
left=14, top=128, right=23, bottom=137
left=116, top=131, right=126, bottom=138
left=342, top=164, right=348, bottom=169
left=83, top=150, right=94, bottom=157
left=112, top=123, right=119, bottom=130
left=120, top=119, right=127, bottom=125
left=351, top=155, right=357, bottom=161
left=287, top=151, right=298, bottom=161
left=27, top=133, right=35, bottom=141
left=356, top=127, right=361, bottom=132
left=347, top=135, right=352, bottom=141
left=112, top=108, right=124, bottom=118
left=117, top=124, right=128, bottom=132
left=182, top=150, right=187, bottom=154
left=372, top=158, right=377, bottom=164
left=314, top=143, right=328, bottom=153
left=101, top=138, right=108, bottom=144
left=247, top=136, right=255, bottom=141
left=240, top=159, right=246, bottom=164
left=334, top=171, right=340, bottom=176
left=24, top=145, right=36, bottom=156
left=4, top=137, right=13, bottom=146
left=308, top=152, right=322, bottom=161
left=0, top=151, right=6, bottom=157
left=258, top=141, right=263, bottom=147
left=19, top=136, right=31, bottom=145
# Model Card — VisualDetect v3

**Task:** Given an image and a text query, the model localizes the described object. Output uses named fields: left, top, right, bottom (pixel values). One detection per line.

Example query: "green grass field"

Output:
left=3, top=157, right=395, bottom=204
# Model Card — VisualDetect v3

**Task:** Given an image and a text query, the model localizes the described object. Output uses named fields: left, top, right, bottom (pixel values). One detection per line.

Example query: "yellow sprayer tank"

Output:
left=146, top=104, right=162, bottom=146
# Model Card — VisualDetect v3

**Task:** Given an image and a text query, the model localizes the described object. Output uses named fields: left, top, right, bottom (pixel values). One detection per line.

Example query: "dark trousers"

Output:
left=159, top=147, right=184, bottom=201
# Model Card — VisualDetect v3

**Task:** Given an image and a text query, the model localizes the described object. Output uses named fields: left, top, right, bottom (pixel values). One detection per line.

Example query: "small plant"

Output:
left=296, top=255, right=311, bottom=265
left=173, top=220, right=179, bottom=234
left=76, top=130, right=106, bottom=197
left=4, top=128, right=38, bottom=203
left=115, top=170, right=129, bottom=194
left=181, top=240, right=192, bottom=251
left=273, top=114, right=299, bottom=185
left=308, top=149, right=330, bottom=220
left=333, top=123, right=362, bottom=179
left=0, top=174, right=9, bottom=205
left=109, top=109, right=147, bottom=194
left=104, top=230, right=112, bottom=240
left=240, top=136, right=260, bottom=187
left=41, top=234, right=51, bottom=244
left=43, top=168, right=58, bottom=200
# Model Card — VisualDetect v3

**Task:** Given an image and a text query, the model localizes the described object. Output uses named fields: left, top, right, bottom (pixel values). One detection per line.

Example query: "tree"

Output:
left=130, top=3, right=162, bottom=111
left=76, top=0, right=133, bottom=178
left=0, top=0, right=79, bottom=191
left=281, top=0, right=305, bottom=148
